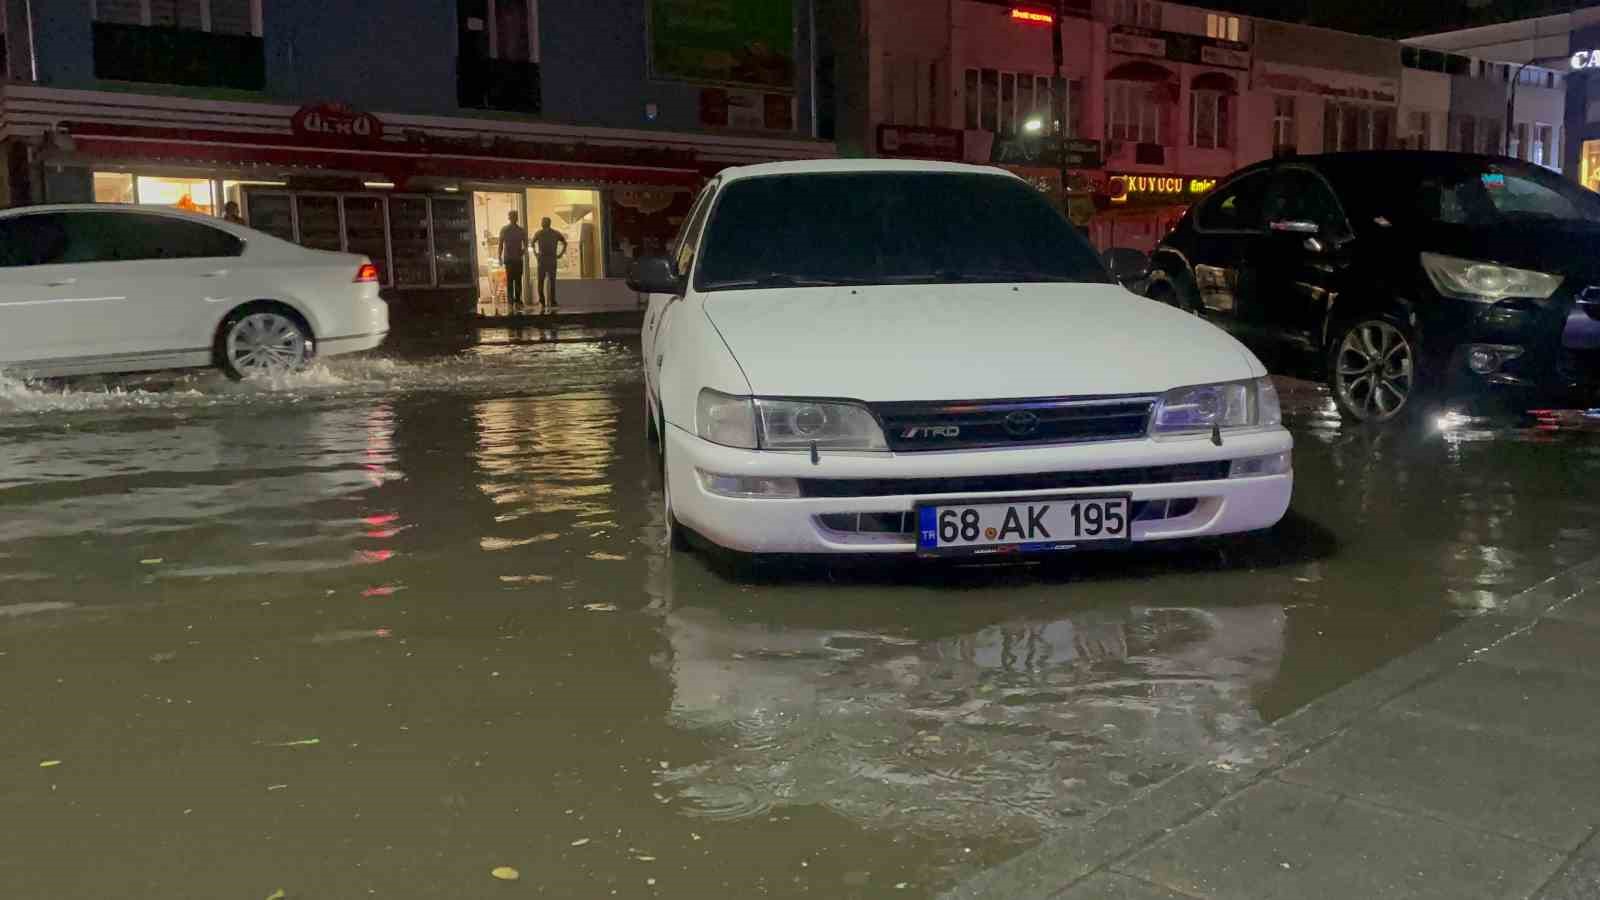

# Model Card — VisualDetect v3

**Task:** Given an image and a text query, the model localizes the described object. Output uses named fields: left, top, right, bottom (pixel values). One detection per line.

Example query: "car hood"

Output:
left=702, top=284, right=1259, bottom=401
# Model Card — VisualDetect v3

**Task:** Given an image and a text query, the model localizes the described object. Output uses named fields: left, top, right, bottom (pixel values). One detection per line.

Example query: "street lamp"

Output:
left=1023, top=117, right=1044, bottom=133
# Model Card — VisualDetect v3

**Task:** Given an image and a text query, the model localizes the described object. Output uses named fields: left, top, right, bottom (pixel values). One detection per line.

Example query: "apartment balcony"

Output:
left=458, top=56, right=542, bottom=115
left=92, top=22, right=264, bottom=91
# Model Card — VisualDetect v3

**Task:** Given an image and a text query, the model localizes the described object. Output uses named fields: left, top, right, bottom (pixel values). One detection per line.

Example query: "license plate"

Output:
left=916, top=495, right=1131, bottom=555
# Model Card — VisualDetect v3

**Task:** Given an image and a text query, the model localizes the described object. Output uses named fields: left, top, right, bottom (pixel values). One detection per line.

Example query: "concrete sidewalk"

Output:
left=944, top=556, right=1600, bottom=900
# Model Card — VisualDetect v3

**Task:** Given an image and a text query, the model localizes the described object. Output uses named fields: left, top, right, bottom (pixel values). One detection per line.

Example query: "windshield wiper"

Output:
left=701, top=272, right=850, bottom=289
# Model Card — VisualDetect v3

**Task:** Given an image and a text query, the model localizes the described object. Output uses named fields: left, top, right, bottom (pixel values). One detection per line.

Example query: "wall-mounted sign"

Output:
left=1572, top=50, right=1600, bottom=70
left=650, top=0, right=795, bottom=91
left=292, top=104, right=384, bottom=143
left=991, top=136, right=1103, bottom=170
left=1010, top=8, right=1053, bottom=24
left=1108, top=173, right=1217, bottom=205
left=700, top=88, right=794, bottom=131
left=1108, top=26, right=1250, bottom=70
left=878, top=124, right=966, bottom=161
left=1257, top=62, right=1398, bottom=104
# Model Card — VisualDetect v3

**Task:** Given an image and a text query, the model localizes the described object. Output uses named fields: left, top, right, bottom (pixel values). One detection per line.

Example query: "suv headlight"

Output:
left=1420, top=252, right=1562, bottom=303
left=696, top=389, right=888, bottom=451
left=1150, top=377, right=1280, bottom=437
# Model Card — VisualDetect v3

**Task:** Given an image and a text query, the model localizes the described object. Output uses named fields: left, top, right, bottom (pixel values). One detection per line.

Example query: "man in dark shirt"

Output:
left=532, top=217, right=568, bottom=311
left=499, top=211, right=529, bottom=310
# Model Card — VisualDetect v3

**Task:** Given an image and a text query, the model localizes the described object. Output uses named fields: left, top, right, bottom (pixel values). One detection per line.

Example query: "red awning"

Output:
left=59, top=122, right=702, bottom=189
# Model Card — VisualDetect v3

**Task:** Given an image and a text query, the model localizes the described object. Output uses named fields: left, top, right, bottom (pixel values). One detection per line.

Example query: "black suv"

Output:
left=1145, top=151, right=1600, bottom=422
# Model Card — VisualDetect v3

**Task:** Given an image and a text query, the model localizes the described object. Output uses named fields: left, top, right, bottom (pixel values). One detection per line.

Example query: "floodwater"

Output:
left=2, top=332, right=1598, bottom=898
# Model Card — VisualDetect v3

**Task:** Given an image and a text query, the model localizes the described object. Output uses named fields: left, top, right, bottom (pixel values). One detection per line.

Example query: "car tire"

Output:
left=216, top=303, right=314, bottom=381
left=1327, top=315, right=1421, bottom=424
left=661, top=440, right=692, bottom=552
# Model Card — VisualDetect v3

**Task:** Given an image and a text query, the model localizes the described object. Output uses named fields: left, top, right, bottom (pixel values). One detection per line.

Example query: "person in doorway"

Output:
left=533, top=216, right=567, bottom=311
left=223, top=201, right=244, bottom=225
left=499, top=211, right=530, bottom=311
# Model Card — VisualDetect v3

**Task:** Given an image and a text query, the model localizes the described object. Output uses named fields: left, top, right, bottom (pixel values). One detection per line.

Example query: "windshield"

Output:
left=693, top=172, right=1110, bottom=291
left=1412, top=161, right=1600, bottom=227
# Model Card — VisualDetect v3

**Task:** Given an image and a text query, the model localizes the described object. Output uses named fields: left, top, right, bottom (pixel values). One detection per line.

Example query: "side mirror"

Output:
left=1268, top=219, right=1320, bottom=235
left=1103, top=247, right=1151, bottom=286
left=627, top=255, right=685, bottom=295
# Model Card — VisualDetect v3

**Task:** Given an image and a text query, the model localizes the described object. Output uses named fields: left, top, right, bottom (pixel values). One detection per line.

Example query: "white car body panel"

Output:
left=644, top=160, right=1293, bottom=555
left=0, top=205, right=388, bottom=379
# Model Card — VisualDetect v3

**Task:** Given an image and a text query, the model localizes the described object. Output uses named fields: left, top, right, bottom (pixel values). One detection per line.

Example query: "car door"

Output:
left=55, top=211, right=247, bottom=356
left=1183, top=170, right=1270, bottom=342
left=0, top=213, right=86, bottom=365
left=644, top=182, right=716, bottom=411
left=1251, top=166, right=1356, bottom=353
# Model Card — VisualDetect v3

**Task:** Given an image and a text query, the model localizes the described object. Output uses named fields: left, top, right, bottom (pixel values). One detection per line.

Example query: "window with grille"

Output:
left=1107, top=81, right=1161, bottom=144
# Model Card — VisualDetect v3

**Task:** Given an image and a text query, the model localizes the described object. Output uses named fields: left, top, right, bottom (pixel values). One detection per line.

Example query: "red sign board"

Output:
left=291, top=104, right=384, bottom=144
left=876, top=125, right=966, bottom=162
left=1010, top=8, right=1053, bottom=24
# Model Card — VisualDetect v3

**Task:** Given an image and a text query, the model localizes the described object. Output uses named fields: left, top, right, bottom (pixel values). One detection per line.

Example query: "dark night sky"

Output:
left=1202, top=0, right=1600, bottom=38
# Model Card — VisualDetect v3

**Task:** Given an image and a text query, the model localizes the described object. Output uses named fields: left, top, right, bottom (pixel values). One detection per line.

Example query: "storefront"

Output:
left=1567, top=34, right=1600, bottom=192
left=1093, top=172, right=1216, bottom=252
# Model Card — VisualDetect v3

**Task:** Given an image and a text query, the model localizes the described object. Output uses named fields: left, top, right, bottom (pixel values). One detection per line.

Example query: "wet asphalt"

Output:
left=1, top=329, right=1598, bottom=898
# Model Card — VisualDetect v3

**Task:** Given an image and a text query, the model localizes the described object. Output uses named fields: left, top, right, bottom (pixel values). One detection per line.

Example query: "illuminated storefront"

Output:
left=1093, top=172, right=1217, bottom=252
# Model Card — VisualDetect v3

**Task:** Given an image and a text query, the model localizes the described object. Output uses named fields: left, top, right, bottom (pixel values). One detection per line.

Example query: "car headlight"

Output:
left=1420, top=252, right=1562, bottom=303
left=1150, top=377, right=1279, bottom=436
left=695, top=390, right=888, bottom=451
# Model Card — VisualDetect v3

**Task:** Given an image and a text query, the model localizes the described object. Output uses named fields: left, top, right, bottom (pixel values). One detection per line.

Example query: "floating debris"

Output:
left=272, top=738, right=320, bottom=748
left=265, top=890, right=287, bottom=900
left=38, top=760, right=62, bottom=768
left=139, top=558, right=164, bottom=565
left=583, top=603, right=618, bottom=612
left=499, top=574, right=555, bottom=584
left=491, top=866, right=521, bottom=881
left=588, top=552, right=627, bottom=561
left=148, top=651, right=178, bottom=664
left=570, top=838, right=591, bottom=847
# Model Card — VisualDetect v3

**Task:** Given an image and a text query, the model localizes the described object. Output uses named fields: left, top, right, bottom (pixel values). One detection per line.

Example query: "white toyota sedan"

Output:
left=0, top=204, right=388, bottom=380
left=634, top=159, right=1292, bottom=558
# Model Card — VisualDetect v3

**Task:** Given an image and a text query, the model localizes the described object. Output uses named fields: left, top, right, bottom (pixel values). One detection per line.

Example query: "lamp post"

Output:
left=1052, top=0, right=1069, bottom=211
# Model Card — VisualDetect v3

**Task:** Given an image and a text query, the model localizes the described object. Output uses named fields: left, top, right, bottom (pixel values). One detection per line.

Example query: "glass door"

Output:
left=472, top=191, right=525, bottom=316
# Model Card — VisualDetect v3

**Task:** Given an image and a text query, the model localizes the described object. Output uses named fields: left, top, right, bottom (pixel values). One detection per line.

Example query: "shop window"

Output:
left=136, top=175, right=216, bottom=214
left=1403, top=110, right=1430, bottom=150
left=980, top=69, right=998, bottom=133
left=964, top=69, right=979, bottom=130
left=1535, top=124, right=1555, bottom=169
left=94, top=0, right=261, bottom=35
left=1480, top=116, right=1500, bottom=154
left=1324, top=102, right=1391, bottom=152
left=1582, top=140, right=1600, bottom=193
left=94, top=172, right=136, bottom=204
left=473, top=191, right=523, bottom=310
left=1510, top=122, right=1527, bottom=159
left=1272, top=95, right=1296, bottom=156
left=525, top=188, right=606, bottom=281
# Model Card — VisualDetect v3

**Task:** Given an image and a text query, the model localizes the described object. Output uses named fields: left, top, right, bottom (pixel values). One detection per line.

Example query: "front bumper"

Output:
left=666, top=426, right=1294, bottom=555
left=1422, top=292, right=1600, bottom=405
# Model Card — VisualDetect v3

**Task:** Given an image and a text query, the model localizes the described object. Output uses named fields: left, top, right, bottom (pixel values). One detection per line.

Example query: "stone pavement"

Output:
left=943, top=555, right=1600, bottom=900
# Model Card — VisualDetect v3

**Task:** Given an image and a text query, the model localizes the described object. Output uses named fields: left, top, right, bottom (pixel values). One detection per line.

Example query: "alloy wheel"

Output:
left=225, top=312, right=309, bottom=377
left=1334, top=321, right=1415, bottom=421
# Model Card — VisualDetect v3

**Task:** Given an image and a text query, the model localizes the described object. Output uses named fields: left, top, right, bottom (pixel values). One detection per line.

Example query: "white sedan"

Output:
left=0, top=204, right=388, bottom=380
left=633, top=159, right=1292, bottom=557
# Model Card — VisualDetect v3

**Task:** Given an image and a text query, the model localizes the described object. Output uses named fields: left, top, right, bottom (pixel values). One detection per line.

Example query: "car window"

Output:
left=693, top=172, right=1109, bottom=291
left=53, top=212, right=245, bottom=263
left=673, top=183, right=716, bottom=278
left=1261, top=169, right=1350, bottom=237
left=1194, top=171, right=1268, bottom=233
left=0, top=214, right=69, bottom=267
left=1415, top=164, right=1600, bottom=227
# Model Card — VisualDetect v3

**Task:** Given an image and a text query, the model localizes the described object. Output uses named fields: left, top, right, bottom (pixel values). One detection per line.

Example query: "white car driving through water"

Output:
left=634, top=159, right=1292, bottom=557
left=0, top=204, right=387, bottom=380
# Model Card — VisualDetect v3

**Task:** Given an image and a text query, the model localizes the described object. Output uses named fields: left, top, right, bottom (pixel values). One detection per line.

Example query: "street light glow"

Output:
left=1023, top=118, right=1044, bottom=133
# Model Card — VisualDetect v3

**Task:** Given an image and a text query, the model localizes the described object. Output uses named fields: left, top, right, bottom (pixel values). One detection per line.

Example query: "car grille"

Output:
left=816, top=499, right=1201, bottom=537
left=871, top=396, right=1156, bottom=452
left=796, top=461, right=1229, bottom=499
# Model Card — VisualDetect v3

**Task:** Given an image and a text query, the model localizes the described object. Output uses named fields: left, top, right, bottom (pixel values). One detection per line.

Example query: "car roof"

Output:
left=717, top=158, right=1020, bottom=183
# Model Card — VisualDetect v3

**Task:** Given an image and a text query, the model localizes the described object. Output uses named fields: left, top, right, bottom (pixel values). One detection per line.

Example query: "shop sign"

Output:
left=650, top=0, right=795, bottom=90
left=1010, top=8, right=1053, bottom=25
left=1257, top=63, right=1398, bottom=104
left=292, top=104, right=384, bottom=143
left=1572, top=50, right=1600, bottom=70
left=1109, top=26, right=1250, bottom=70
left=1108, top=173, right=1217, bottom=204
left=990, top=136, right=1103, bottom=170
left=878, top=125, right=966, bottom=161
left=699, top=88, right=793, bottom=131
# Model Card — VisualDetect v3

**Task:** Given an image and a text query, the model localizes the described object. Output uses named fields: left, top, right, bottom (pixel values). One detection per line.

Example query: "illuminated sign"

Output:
left=1573, top=50, right=1600, bottom=70
left=1109, top=174, right=1218, bottom=204
left=1010, top=8, right=1054, bottom=24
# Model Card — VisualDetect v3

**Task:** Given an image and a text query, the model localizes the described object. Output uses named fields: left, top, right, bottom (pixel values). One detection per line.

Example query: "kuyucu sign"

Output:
left=650, top=0, right=795, bottom=90
left=292, top=104, right=384, bottom=143
left=1107, top=173, right=1217, bottom=205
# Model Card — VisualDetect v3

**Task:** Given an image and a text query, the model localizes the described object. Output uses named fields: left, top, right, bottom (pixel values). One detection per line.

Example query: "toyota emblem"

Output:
left=1003, top=410, right=1040, bottom=437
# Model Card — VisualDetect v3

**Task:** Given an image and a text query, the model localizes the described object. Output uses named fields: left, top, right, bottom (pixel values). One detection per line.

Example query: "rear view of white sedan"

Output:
left=632, top=159, right=1293, bottom=558
left=0, top=205, right=388, bottom=380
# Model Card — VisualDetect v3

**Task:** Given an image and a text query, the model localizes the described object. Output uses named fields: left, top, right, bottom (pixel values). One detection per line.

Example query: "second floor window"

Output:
left=1108, top=0, right=1161, bottom=28
left=1205, top=14, right=1240, bottom=41
left=964, top=69, right=1082, bottom=138
left=93, top=0, right=260, bottom=35
left=1326, top=102, right=1393, bottom=152
left=1107, top=81, right=1163, bottom=144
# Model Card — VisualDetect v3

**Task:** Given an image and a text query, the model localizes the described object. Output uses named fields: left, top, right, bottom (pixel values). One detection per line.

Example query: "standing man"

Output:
left=532, top=216, right=567, bottom=311
left=223, top=201, right=245, bottom=225
left=499, top=211, right=529, bottom=311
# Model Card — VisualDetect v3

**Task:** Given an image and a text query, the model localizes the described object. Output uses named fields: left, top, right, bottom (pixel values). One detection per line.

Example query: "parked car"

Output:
left=1144, top=152, right=1600, bottom=422
left=0, top=205, right=388, bottom=380
left=632, top=159, right=1292, bottom=557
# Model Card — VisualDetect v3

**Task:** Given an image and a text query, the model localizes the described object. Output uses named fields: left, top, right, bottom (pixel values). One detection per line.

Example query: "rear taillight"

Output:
left=354, top=263, right=379, bottom=283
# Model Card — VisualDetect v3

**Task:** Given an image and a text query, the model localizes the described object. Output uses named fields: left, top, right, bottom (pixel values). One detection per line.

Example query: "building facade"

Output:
left=852, top=0, right=1580, bottom=253
left=0, top=0, right=833, bottom=316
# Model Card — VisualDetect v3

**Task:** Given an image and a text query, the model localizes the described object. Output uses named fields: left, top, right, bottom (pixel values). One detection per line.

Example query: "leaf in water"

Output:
left=272, top=738, right=320, bottom=748
left=570, top=838, right=590, bottom=847
left=266, top=890, right=287, bottom=900
left=148, top=651, right=178, bottom=664
left=490, top=866, right=520, bottom=881
left=39, top=760, right=62, bottom=768
left=139, top=558, right=164, bottom=565
left=499, top=574, right=555, bottom=584
left=583, top=603, right=619, bottom=612
left=588, top=552, right=627, bottom=561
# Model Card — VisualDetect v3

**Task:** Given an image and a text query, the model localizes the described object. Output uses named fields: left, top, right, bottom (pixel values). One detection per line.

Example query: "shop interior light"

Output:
left=1023, top=118, right=1044, bottom=133
left=363, top=181, right=396, bottom=189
